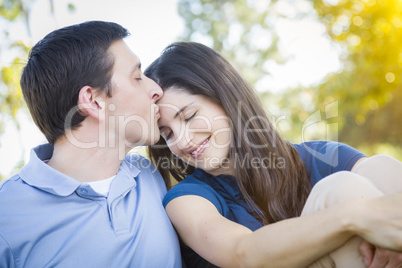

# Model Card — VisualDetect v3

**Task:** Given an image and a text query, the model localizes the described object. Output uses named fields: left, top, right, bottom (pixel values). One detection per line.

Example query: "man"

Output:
left=0, top=21, right=182, bottom=267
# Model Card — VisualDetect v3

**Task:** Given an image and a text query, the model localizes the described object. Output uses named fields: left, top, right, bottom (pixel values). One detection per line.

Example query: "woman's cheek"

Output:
left=168, top=143, right=182, bottom=159
left=188, top=118, right=211, bottom=133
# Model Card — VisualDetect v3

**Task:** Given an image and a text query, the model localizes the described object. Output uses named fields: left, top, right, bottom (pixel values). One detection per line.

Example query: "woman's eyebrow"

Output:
left=173, top=102, right=195, bottom=119
left=158, top=101, right=195, bottom=130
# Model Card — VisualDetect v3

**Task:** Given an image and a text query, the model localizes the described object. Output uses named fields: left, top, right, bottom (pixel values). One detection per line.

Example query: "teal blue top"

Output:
left=163, top=141, right=365, bottom=268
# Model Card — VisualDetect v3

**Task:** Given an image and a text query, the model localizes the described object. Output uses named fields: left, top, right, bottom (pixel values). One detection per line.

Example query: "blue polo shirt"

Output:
left=0, top=144, right=182, bottom=268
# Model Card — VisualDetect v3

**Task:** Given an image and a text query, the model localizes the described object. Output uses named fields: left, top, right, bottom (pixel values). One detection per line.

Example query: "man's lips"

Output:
left=154, top=106, right=160, bottom=119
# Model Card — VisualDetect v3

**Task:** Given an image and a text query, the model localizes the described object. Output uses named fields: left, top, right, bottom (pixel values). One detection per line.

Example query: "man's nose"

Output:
left=146, top=76, right=163, bottom=102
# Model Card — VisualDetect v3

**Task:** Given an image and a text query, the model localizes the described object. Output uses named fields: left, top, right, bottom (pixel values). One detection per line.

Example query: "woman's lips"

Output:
left=190, top=138, right=210, bottom=159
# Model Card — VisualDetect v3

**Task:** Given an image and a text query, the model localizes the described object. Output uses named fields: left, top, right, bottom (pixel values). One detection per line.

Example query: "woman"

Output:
left=145, top=42, right=402, bottom=267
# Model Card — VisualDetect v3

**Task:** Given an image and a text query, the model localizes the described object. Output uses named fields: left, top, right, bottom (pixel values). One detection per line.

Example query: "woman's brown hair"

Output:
left=145, top=42, right=311, bottom=224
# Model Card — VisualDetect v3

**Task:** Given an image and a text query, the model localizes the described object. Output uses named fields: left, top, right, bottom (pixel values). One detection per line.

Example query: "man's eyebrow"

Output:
left=174, top=102, right=194, bottom=119
left=130, top=62, right=142, bottom=76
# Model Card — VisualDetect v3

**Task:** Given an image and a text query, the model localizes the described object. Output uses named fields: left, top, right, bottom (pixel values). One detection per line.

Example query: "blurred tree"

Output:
left=177, top=0, right=309, bottom=141
left=310, top=0, right=402, bottom=148
left=178, top=0, right=284, bottom=86
left=0, top=0, right=31, bottom=135
left=177, top=0, right=343, bottom=141
left=0, top=0, right=32, bottom=180
left=0, top=0, right=76, bottom=179
left=177, top=0, right=402, bottom=158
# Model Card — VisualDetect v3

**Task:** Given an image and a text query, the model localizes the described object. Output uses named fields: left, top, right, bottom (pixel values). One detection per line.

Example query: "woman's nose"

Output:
left=175, top=129, right=194, bottom=152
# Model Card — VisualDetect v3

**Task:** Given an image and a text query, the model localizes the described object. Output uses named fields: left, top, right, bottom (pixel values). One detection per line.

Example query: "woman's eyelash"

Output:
left=184, top=112, right=197, bottom=122
left=162, top=112, right=197, bottom=140
left=165, top=131, right=172, bottom=140
left=161, top=129, right=172, bottom=140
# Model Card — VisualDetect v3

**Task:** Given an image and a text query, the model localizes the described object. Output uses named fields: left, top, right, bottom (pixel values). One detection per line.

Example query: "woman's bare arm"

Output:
left=166, top=193, right=402, bottom=268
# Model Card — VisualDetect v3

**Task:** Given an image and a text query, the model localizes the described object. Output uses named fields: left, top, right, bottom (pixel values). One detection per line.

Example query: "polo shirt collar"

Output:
left=19, top=144, right=80, bottom=196
left=107, top=157, right=141, bottom=200
left=19, top=144, right=141, bottom=197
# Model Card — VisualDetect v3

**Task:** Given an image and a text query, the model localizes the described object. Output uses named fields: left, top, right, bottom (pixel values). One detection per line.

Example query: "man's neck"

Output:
left=47, top=137, right=128, bottom=183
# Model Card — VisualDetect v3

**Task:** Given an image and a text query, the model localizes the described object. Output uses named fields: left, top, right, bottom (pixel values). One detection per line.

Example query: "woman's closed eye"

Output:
left=161, top=129, right=173, bottom=141
left=160, top=112, right=197, bottom=141
left=184, top=111, right=197, bottom=122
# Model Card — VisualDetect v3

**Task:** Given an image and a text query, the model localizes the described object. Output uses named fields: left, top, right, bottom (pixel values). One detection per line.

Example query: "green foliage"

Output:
left=0, top=1, right=77, bottom=180
left=0, top=1, right=78, bottom=181
left=178, top=0, right=283, bottom=86
left=67, top=3, right=75, bottom=12
left=0, top=1, right=30, bottom=180
left=310, top=0, right=402, bottom=149
left=0, top=1, right=30, bottom=134
left=0, top=43, right=30, bottom=126
left=178, top=0, right=402, bottom=159
left=0, top=0, right=24, bottom=21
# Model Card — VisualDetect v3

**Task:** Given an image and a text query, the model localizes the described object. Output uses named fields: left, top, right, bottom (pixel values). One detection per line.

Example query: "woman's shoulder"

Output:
left=291, top=140, right=366, bottom=185
left=292, top=141, right=364, bottom=163
left=163, top=169, right=228, bottom=214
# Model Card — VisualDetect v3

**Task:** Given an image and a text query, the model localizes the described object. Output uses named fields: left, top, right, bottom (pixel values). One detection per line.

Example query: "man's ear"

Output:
left=77, top=86, right=106, bottom=121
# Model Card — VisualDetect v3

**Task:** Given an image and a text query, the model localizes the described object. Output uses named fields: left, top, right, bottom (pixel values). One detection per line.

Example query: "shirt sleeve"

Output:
left=293, top=141, right=366, bottom=186
left=163, top=177, right=226, bottom=215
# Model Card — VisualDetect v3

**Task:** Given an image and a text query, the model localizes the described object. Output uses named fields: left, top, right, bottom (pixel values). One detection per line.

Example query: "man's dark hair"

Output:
left=20, top=21, right=129, bottom=144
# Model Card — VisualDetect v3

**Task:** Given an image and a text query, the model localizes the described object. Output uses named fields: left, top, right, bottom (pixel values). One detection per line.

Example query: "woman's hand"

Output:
left=352, top=193, right=402, bottom=251
left=359, top=240, right=402, bottom=268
